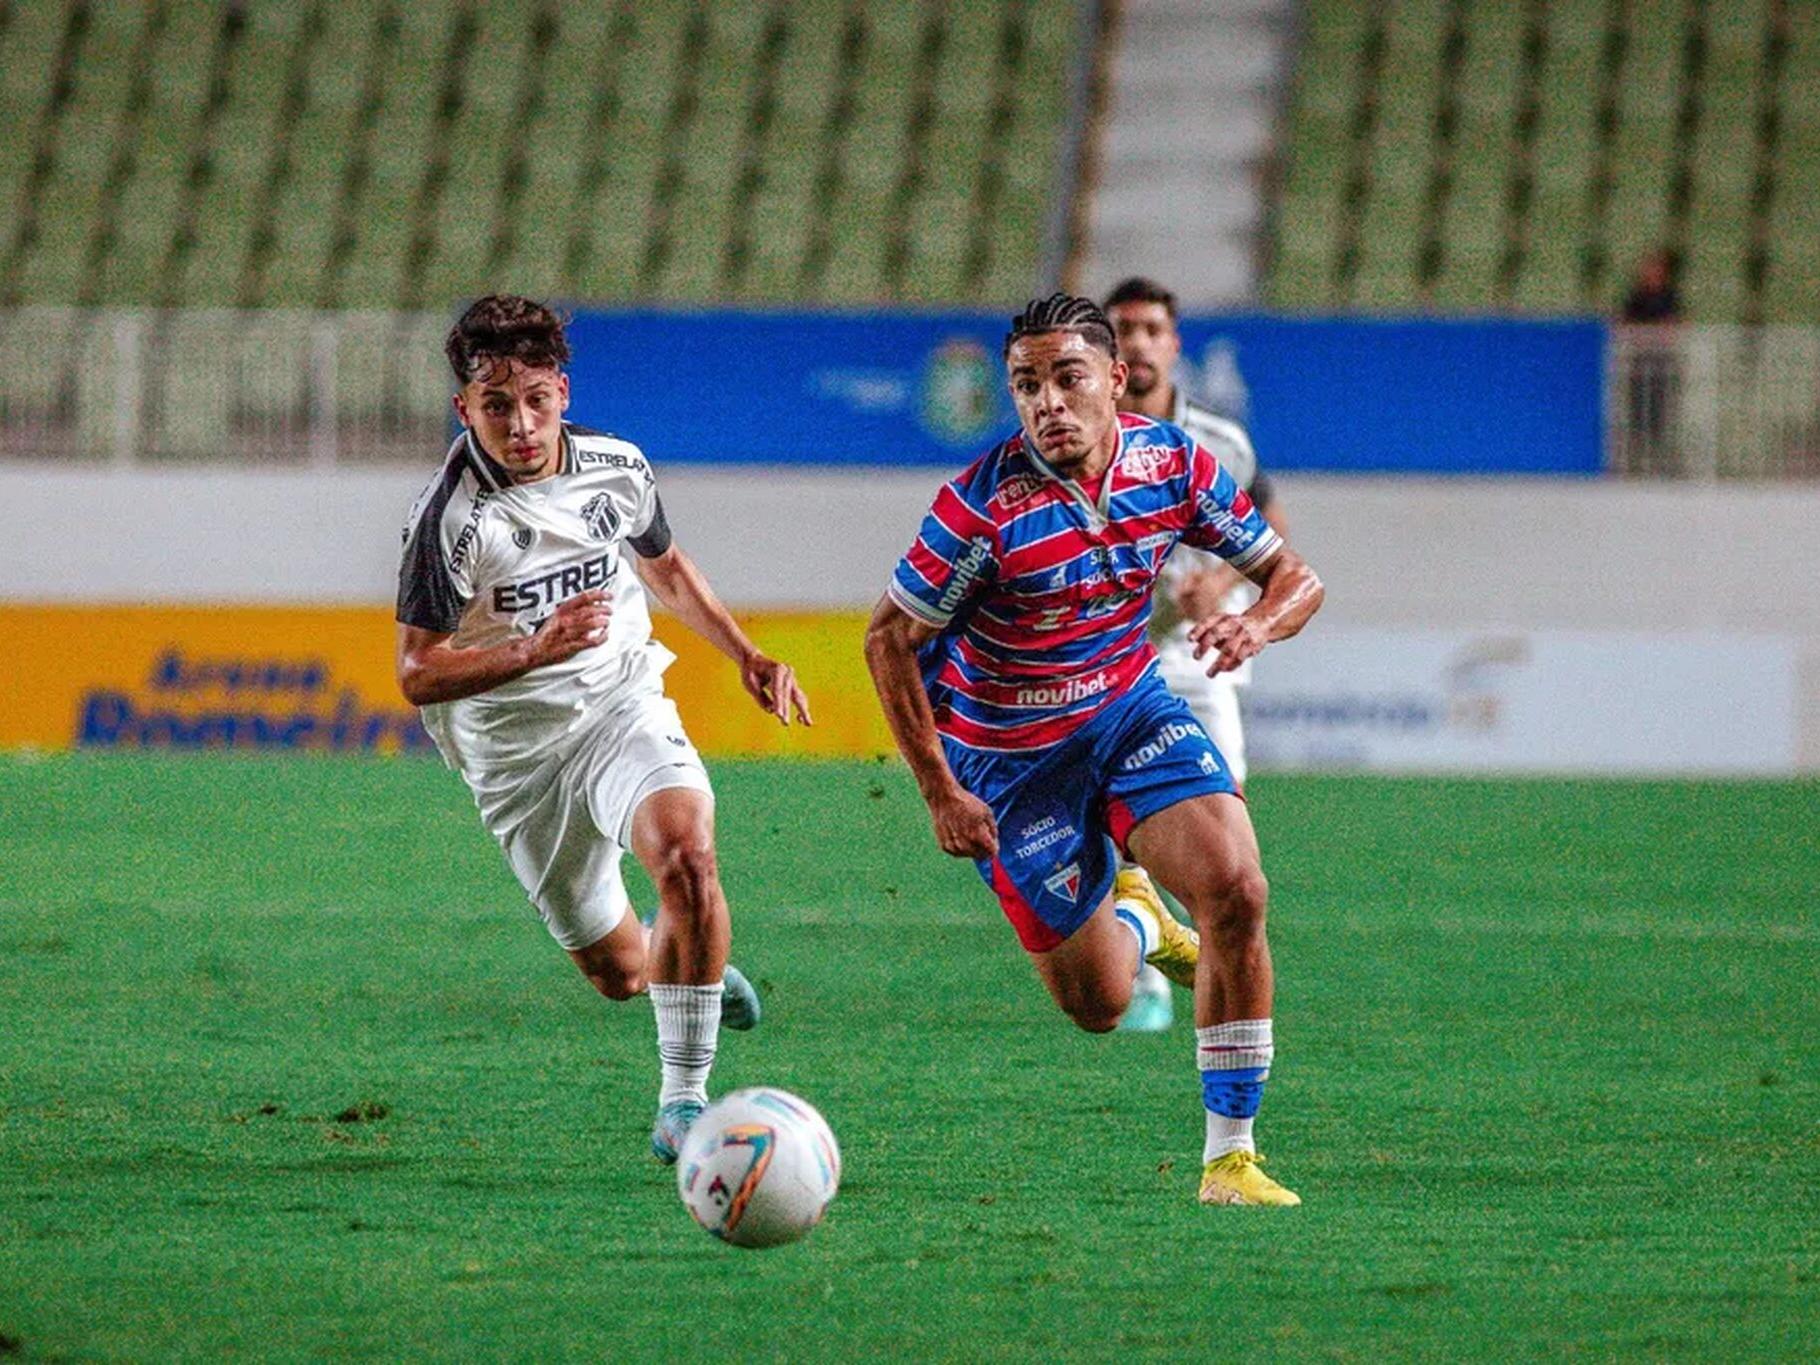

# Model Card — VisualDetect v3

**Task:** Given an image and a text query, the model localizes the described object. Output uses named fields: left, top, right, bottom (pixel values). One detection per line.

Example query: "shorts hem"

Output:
left=987, top=857, right=1069, bottom=953
left=1111, top=778, right=1244, bottom=857
left=543, top=893, right=631, bottom=952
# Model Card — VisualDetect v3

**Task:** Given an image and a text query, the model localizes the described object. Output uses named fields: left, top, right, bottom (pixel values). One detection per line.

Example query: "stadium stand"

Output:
left=1084, top=0, right=1296, bottom=308
left=0, top=0, right=1076, bottom=311
left=1269, top=0, right=1820, bottom=320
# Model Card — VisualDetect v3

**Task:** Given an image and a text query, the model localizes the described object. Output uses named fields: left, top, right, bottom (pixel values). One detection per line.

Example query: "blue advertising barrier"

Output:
left=563, top=310, right=1606, bottom=475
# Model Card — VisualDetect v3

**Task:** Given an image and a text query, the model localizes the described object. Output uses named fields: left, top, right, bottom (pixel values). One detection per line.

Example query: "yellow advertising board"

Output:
left=0, top=605, right=891, bottom=758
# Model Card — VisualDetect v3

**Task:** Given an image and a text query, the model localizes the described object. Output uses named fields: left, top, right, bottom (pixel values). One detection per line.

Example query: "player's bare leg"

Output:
left=1126, top=794, right=1271, bottom=1027
left=631, top=786, right=729, bottom=986
left=628, top=785, right=756, bottom=1162
left=1127, top=793, right=1299, bottom=1206
left=634, top=785, right=759, bottom=1015
left=566, top=913, right=648, bottom=1000
left=1027, top=896, right=1138, bottom=1033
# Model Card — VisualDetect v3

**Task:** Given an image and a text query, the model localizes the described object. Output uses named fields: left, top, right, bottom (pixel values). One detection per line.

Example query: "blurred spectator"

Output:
left=1620, top=250, right=1682, bottom=473
left=1622, top=250, right=1682, bottom=324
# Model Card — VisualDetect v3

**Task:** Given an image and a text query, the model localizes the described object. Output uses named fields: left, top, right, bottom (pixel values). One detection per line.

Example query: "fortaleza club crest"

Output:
left=1043, top=862, right=1083, bottom=903
left=580, top=493, right=620, bottom=541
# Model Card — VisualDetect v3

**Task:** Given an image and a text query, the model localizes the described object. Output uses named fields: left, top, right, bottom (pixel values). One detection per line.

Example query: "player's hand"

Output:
left=530, top=590, right=611, bottom=665
left=927, top=785, right=998, bottom=860
left=741, top=653, right=813, bottom=727
left=1190, top=612, right=1268, bottom=675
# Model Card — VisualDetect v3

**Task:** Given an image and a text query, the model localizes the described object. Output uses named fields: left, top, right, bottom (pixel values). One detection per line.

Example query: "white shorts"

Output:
left=1157, top=640, right=1248, bottom=786
left=467, top=689, right=713, bottom=951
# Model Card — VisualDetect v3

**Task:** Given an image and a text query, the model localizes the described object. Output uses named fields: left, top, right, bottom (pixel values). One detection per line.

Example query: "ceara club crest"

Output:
left=580, top=494, right=620, bottom=541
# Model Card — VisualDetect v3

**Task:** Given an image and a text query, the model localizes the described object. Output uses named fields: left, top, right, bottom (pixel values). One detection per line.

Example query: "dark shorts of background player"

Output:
left=941, top=671, right=1240, bottom=953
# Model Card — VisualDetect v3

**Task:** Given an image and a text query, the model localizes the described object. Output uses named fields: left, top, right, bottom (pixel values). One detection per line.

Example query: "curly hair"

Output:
left=445, top=295, right=572, bottom=384
left=1003, top=292, right=1118, bottom=360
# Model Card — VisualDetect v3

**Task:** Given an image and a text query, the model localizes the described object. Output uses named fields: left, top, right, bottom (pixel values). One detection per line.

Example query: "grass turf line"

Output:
left=1, top=756, right=1815, bottom=1360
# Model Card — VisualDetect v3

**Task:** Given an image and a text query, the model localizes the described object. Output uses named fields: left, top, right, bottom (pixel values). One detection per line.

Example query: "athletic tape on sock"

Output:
left=1198, top=1019, right=1273, bottom=1119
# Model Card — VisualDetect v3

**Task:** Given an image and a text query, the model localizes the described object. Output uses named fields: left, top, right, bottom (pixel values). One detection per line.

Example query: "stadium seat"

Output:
left=1268, top=0, right=1791, bottom=318
left=1596, top=5, right=1691, bottom=300
left=1682, top=8, right=1770, bottom=320
left=0, top=0, right=1071, bottom=310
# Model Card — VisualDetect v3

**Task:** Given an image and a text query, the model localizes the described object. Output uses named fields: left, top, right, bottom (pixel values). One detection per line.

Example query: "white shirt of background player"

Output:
left=1104, top=292, right=1289, bottom=681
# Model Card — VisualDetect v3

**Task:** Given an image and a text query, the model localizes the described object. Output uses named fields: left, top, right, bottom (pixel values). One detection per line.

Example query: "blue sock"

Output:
left=1201, top=1066, right=1268, bottom=1117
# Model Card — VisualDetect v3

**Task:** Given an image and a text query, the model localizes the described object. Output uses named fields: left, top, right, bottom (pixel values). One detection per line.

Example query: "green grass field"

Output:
left=2, top=755, right=1815, bottom=1361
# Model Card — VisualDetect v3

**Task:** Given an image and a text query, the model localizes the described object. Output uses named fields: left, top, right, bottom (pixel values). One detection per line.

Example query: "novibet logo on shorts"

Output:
left=1122, top=720, right=1207, bottom=772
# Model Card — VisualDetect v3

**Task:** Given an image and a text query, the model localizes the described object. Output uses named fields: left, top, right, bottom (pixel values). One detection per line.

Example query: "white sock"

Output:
left=1113, top=899, right=1160, bottom=973
left=649, top=981, right=722, bottom=1106
left=1198, top=1019, right=1274, bottom=1161
left=1204, top=1111, right=1255, bottom=1160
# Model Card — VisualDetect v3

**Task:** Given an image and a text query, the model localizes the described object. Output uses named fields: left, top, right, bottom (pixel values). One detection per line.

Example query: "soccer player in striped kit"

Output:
left=864, top=295, right=1323, bottom=1206
left=1104, top=275, right=1290, bottom=1033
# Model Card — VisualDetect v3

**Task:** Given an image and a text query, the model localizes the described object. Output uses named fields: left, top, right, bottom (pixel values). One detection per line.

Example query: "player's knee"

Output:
left=1198, top=867, right=1269, bottom=942
left=1057, top=975, right=1131, bottom=1033
left=1068, top=1006, right=1122, bottom=1034
left=573, top=936, right=646, bottom=999
left=585, top=967, right=645, bottom=1001
left=651, top=834, right=720, bottom=908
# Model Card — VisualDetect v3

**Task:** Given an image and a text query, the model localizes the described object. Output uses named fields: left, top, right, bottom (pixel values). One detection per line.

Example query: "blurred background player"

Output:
left=865, top=294, right=1324, bottom=1206
left=1103, top=275, right=1289, bottom=1032
left=394, top=296, right=812, bottom=1163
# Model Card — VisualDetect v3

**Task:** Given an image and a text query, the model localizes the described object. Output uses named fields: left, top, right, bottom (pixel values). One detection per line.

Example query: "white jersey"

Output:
left=1156, top=392, right=1275, bottom=686
left=396, top=424, right=676, bottom=777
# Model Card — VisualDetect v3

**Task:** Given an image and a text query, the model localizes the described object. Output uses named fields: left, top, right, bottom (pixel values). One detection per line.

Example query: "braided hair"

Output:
left=1003, top=293, right=1118, bottom=361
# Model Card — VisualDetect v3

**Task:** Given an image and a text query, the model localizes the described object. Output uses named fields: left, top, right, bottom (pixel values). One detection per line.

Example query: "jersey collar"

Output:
left=1019, top=429, right=1121, bottom=529
left=463, top=430, right=511, bottom=491
left=463, top=429, right=574, bottom=488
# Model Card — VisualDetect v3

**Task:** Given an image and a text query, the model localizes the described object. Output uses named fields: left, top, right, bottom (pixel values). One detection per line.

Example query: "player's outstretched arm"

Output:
left=395, top=590, right=611, bottom=705
left=862, top=596, right=999, bottom=860
left=1189, top=546, right=1324, bottom=677
left=633, top=544, right=811, bottom=726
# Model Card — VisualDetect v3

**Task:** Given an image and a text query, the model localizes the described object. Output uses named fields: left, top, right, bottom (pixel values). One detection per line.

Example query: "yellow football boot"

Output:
left=1198, top=1150, right=1302, bottom=1207
left=1113, top=867, right=1199, bottom=989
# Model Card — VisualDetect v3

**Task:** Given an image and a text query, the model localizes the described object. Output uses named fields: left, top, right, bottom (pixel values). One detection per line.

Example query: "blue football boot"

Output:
left=721, top=965, right=762, bottom=1031
left=651, top=1099, right=705, bottom=1164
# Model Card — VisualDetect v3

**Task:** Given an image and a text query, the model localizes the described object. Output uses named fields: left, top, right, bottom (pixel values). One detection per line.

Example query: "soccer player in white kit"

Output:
left=394, top=296, right=811, bottom=1163
left=1103, top=277, right=1289, bottom=1032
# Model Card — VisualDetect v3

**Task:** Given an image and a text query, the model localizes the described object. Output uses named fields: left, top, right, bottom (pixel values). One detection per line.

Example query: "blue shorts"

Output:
left=942, top=672, right=1239, bottom=952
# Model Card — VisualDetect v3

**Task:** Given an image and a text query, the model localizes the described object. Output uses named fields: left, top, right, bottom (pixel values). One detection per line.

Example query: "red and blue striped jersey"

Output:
left=888, top=412, right=1283, bottom=752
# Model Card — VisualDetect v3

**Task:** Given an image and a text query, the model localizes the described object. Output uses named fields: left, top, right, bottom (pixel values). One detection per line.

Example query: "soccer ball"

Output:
left=676, top=1087, right=840, bottom=1248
